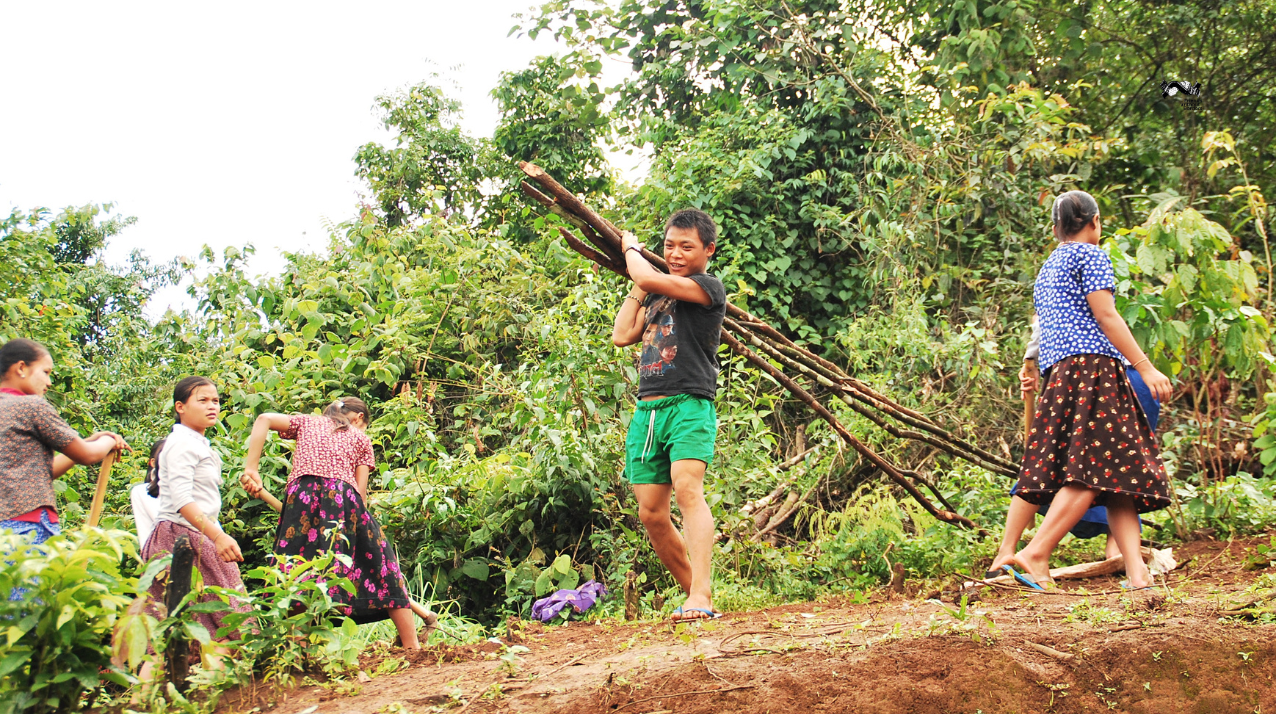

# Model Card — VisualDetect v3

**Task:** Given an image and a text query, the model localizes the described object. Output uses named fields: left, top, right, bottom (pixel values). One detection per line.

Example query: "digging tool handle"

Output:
left=1023, top=389, right=1036, bottom=445
left=86, top=450, right=119, bottom=528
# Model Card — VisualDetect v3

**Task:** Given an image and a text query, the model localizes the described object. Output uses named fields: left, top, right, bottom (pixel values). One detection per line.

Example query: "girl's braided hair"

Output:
left=145, top=438, right=167, bottom=498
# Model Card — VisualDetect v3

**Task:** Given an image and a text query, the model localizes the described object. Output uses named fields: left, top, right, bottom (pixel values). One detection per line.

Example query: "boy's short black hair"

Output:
left=664, top=209, right=718, bottom=248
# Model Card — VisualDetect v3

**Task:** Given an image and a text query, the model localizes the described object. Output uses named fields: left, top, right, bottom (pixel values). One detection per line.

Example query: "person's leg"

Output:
left=670, top=458, right=714, bottom=615
left=1106, top=494, right=1151, bottom=588
left=992, top=496, right=1039, bottom=571
left=632, top=483, right=693, bottom=594
left=1013, top=484, right=1096, bottom=584
left=1104, top=533, right=1121, bottom=559
left=389, top=608, right=420, bottom=649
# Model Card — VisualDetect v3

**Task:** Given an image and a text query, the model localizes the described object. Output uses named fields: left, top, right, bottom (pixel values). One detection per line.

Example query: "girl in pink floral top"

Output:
left=241, top=397, right=426, bottom=648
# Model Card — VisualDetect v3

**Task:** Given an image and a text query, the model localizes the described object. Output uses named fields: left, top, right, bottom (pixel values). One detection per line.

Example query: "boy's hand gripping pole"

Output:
left=86, top=450, right=119, bottom=528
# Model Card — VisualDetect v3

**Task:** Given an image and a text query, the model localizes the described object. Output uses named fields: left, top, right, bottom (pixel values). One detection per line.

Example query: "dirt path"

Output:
left=223, top=536, right=1276, bottom=714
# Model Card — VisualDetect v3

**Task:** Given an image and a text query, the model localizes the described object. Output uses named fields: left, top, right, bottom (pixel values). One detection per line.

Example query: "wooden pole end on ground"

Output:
left=165, top=535, right=196, bottom=692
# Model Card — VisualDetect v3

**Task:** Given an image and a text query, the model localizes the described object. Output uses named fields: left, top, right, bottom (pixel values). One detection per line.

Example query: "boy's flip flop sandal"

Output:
left=671, top=607, right=722, bottom=621
left=997, top=564, right=1046, bottom=591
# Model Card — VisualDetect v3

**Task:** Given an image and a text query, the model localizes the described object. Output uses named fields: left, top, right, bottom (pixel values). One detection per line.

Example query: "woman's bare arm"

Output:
left=51, top=454, right=75, bottom=478
left=60, top=432, right=129, bottom=466
left=1087, top=290, right=1173, bottom=401
left=355, top=465, right=370, bottom=501
left=242, top=413, right=292, bottom=492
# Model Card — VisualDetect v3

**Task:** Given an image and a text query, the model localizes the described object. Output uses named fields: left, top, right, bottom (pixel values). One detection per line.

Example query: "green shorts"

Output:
left=624, top=394, right=717, bottom=485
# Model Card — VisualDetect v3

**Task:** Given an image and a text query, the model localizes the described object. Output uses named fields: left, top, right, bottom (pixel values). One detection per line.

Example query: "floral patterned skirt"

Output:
left=274, top=476, right=410, bottom=623
left=1015, top=354, right=1170, bottom=514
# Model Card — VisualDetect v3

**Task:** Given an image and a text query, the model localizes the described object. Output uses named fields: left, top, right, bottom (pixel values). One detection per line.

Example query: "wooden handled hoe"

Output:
left=86, top=449, right=119, bottom=528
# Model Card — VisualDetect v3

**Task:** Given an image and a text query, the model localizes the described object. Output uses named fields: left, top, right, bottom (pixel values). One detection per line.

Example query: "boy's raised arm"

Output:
left=612, top=286, right=648, bottom=346
left=620, top=232, right=712, bottom=305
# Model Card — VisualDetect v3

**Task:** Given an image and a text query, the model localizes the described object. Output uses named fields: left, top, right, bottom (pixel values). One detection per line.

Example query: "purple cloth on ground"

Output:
left=531, top=580, right=607, bottom=622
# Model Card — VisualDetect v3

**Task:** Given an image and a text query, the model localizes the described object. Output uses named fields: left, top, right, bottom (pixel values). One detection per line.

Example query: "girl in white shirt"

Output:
left=141, top=376, right=246, bottom=647
left=129, top=438, right=164, bottom=547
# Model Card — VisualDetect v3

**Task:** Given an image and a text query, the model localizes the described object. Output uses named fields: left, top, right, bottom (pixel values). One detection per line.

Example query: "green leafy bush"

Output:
left=1167, top=473, right=1276, bottom=538
left=212, top=552, right=365, bottom=684
left=1252, top=391, right=1276, bottom=478
left=114, top=551, right=367, bottom=711
left=0, top=529, right=137, bottom=714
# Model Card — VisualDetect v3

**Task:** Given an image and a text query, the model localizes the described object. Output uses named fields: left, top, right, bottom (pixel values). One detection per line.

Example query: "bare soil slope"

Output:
left=223, top=536, right=1276, bottom=714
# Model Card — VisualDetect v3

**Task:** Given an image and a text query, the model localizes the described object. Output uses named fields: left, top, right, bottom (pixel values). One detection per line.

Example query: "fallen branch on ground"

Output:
left=1024, top=641, right=1074, bottom=661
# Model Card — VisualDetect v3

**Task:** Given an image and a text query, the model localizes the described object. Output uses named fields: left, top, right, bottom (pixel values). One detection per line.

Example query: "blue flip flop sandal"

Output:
left=998, top=564, right=1046, bottom=591
left=671, top=606, right=723, bottom=621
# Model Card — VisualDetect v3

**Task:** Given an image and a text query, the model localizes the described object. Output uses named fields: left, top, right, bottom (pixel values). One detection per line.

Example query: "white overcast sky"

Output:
left=0, top=0, right=606, bottom=313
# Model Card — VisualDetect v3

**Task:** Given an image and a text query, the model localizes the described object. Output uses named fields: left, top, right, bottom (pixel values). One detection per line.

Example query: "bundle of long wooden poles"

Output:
left=519, top=162, right=1019, bottom=532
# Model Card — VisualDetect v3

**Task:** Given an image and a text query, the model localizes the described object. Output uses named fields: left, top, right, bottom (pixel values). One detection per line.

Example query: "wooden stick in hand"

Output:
left=86, top=450, right=118, bottom=528
left=1023, top=389, right=1036, bottom=446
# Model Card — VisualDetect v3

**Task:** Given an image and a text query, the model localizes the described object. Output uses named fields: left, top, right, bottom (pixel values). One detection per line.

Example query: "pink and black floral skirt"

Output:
left=275, top=476, right=410, bottom=623
left=1015, top=354, right=1170, bottom=514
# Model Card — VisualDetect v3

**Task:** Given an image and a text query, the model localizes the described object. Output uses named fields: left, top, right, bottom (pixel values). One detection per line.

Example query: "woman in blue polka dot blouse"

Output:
left=1000, top=190, right=1173, bottom=592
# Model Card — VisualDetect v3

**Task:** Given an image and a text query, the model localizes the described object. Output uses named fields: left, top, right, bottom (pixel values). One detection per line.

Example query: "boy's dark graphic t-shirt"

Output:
left=637, top=273, right=726, bottom=400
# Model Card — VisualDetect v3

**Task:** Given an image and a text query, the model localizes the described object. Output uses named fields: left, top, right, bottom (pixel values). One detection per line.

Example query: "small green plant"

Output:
left=373, top=656, right=409, bottom=677
left=1242, top=535, right=1276, bottom=571
left=495, top=643, right=530, bottom=676
left=926, top=594, right=999, bottom=643
left=1042, top=681, right=1070, bottom=708
left=318, top=676, right=363, bottom=697
left=940, top=593, right=972, bottom=622
left=1064, top=599, right=1126, bottom=627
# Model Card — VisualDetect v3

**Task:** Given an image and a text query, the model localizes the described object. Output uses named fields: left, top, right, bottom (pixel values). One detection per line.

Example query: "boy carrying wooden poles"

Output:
left=611, top=209, right=727, bottom=621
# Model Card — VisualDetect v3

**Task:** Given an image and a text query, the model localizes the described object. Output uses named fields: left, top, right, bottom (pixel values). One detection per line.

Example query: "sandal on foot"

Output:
left=997, top=564, right=1046, bottom=591
left=671, top=607, right=722, bottom=621
left=985, top=558, right=1016, bottom=579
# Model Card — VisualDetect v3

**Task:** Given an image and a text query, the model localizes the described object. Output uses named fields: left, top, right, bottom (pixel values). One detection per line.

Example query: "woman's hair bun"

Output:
left=1051, top=190, right=1099, bottom=238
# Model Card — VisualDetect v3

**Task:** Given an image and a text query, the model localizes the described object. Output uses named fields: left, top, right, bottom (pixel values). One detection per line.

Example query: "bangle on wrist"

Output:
left=1132, top=357, right=1150, bottom=370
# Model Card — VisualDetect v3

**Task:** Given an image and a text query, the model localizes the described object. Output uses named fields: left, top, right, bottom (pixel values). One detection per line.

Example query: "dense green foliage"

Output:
left=0, top=529, right=137, bottom=713
left=2, top=0, right=1275, bottom=706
